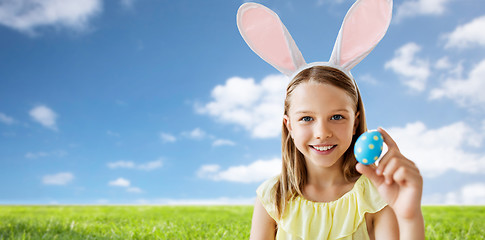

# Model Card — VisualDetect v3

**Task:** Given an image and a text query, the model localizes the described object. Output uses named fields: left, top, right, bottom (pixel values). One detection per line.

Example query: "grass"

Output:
left=0, top=205, right=483, bottom=239
left=423, top=206, right=485, bottom=240
left=0, top=205, right=252, bottom=239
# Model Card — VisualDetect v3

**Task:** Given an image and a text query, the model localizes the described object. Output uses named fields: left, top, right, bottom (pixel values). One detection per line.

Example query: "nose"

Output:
left=314, top=120, right=332, bottom=139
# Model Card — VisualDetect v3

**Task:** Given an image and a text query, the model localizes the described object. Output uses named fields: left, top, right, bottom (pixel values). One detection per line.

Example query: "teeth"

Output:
left=314, top=145, right=334, bottom=151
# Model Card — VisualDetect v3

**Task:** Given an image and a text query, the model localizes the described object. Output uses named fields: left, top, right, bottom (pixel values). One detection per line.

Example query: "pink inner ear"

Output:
left=242, top=7, right=296, bottom=72
left=340, top=0, right=391, bottom=66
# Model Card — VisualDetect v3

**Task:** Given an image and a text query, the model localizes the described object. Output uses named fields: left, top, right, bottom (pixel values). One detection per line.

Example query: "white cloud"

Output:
left=212, top=139, right=236, bottom=147
left=359, top=74, right=378, bottom=85
left=108, top=177, right=144, bottom=193
left=0, top=0, right=102, bottom=35
left=197, top=75, right=289, bottom=138
left=423, top=182, right=485, bottom=205
left=137, top=159, right=163, bottom=171
left=387, top=121, right=485, bottom=178
left=197, top=158, right=281, bottom=183
left=461, top=183, right=485, bottom=205
left=444, top=15, right=485, bottom=49
left=108, top=177, right=130, bottom=187
left=107, top=161, right=135, bottom=169
left=316, top=0, right=345, bottom=6
left=197, top=164, right=220, bottom=175
left=395, top=0, right=452, bottom=21
left=25, top=150, right=67, bottom=159
left=120, top=0, right=135, bottom=8
left=182, top=128, right=206, bottom=140
left=29, top=105, right=58, bottom=130
left=134, top=197, right=255, bottom=206
left=160, top=132, right=176, bottom=143
left=107, top=159, right=163, bottom=171
left=96, top=199, right=110, bottom=204
left=430, top=59, right=485, bottom=108
left=26, top=152, right=48, bottom=159
left=0, top=112, right=14, bottom=125
left=385, top=42, right=430, bottom=92
left=126, top=187, right=143, bottom=193
left=164, top=128, right=223, bottom=142
left=42, top=172, right=74, bottom=185
left=434, top=56, right=452, bottom=70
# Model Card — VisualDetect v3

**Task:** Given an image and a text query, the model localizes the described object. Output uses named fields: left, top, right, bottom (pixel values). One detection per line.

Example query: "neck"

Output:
left=305, top=158, right=347, bottom=188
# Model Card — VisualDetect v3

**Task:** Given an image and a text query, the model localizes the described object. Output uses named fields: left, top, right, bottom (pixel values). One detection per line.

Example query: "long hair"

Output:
left=273, top=66, right=367, bottom=219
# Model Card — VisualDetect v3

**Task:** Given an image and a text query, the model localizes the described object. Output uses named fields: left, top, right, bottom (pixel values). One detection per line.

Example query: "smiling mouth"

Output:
left=311, top=145, right=336, bottom=152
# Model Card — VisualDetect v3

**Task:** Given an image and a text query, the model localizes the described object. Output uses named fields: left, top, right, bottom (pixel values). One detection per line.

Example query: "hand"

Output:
left=356, top=127, right=423, bottom=220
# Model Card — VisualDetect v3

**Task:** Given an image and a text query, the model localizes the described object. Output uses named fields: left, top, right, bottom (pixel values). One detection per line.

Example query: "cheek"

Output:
left=334, top=122, right=355, bottom=138
left=292, top=125, right=312, bottom=142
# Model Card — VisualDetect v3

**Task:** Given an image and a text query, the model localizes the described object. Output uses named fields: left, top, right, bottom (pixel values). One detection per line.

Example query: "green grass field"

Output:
left=0, top=205, right=483, bottom=239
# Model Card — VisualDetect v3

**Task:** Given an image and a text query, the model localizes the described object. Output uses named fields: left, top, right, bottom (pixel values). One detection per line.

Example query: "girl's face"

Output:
left=284, top=81, right=359, bottom=169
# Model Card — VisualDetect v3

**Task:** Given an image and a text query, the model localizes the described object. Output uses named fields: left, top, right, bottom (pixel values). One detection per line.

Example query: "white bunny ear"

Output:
left=330, top=0, right=393, bottom=71
left=237, top=3, right=306, bottom=76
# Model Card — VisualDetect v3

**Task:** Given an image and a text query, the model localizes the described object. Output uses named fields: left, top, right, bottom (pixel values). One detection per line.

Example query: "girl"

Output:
left=236, top=1, right=425, bottom=239
left=250, top=66, right=424, bottom=239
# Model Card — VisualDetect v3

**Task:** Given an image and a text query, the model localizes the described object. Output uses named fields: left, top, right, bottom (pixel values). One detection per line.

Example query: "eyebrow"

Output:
left=294, top=111, right=315, bottom=114
left=294, top=109, right=351, bottom=114
left=333, top=109, right=351, bottom=113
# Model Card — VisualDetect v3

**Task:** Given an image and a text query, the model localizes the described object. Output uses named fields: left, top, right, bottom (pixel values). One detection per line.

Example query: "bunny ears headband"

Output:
left=237, top=0, right=393, bottom=82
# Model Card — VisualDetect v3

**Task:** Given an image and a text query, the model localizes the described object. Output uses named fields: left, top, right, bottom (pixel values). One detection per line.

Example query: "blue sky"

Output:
left=0, top=0, right=484, bottom=205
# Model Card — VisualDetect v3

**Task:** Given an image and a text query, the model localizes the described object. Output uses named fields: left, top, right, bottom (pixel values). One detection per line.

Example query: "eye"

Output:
left=300, top=116, right=313, bottom=122
left=331, top=115, right=344, bottom=120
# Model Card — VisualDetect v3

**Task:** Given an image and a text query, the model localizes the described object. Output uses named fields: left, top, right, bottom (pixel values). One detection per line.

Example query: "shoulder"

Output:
left=256, top=175, right=280, bottom=221
left=256, top=175, right=279, bottom=201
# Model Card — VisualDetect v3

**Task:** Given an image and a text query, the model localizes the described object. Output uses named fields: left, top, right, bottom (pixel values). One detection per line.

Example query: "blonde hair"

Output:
left=273, top=66, right=367, bottom=219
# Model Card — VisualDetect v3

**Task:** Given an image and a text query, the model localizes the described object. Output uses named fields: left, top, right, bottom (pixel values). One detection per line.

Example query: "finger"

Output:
left=394, top=165, right=423, bottom=188
left=378, top=127, right=399, bottom=152
left=376, top=151, right=393, bottom=176
left=356, top=163, right=384, bottom=187
left=393, top=166, right=409, bottom=186
left=377, top=150, right=417, bottom=180
left=382, top=157, right=400, bottom=185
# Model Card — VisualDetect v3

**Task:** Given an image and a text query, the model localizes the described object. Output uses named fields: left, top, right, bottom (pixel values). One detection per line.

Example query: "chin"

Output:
left=307, top=156, right=341, bottom=169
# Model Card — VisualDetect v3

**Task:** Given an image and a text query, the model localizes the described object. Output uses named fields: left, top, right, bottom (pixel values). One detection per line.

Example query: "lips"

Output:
left=311, top=145, right=336, bottom=152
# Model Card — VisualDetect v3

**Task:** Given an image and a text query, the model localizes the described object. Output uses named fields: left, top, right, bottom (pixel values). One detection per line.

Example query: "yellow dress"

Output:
left=256, top=175, right=387, bottom=240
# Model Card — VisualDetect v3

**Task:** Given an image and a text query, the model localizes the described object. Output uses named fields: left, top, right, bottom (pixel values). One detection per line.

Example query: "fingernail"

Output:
left=376, top=169, right=382, bottom=175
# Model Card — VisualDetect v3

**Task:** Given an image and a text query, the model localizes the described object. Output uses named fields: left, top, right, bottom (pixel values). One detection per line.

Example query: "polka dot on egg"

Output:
left=369, top=144, right=374, bottom=149
left=373, top=136, right=379, bottom=141
left=357, top=148, right=362, bottom=153
left=374, top=156, right=378, bottom=160
left=363, top=159, right=368, bottom=164
left=362, top=136, right=367, bottom=140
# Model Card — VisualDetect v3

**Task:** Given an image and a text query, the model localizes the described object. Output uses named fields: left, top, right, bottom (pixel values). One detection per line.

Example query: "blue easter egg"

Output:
left=354, top=131, right=383, bottom=165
